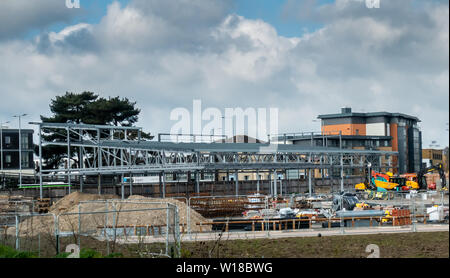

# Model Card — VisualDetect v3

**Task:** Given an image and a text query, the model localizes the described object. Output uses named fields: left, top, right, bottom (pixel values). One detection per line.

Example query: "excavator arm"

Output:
left=417, top=163, right=447, bottom=190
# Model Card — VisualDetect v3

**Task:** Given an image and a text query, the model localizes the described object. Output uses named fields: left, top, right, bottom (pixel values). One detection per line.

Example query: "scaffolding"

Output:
left=31, top=122, right=398, bottom=199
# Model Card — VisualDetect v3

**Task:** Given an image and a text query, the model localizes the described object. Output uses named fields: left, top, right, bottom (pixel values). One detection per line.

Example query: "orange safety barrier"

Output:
left=392, top=209, right=412, bottom=226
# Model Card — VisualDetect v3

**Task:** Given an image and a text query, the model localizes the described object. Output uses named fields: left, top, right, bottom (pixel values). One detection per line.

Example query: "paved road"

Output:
left=113, top=223, right=449, bottom=244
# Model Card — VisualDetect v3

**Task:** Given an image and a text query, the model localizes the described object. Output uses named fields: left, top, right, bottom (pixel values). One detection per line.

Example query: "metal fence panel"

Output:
left=1, top=213, right=57, bottom=257
left=53, top=200, right=182, bottom=258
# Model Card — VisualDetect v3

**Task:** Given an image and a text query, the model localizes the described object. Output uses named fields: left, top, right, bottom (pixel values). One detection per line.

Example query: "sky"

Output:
left=0, top=0, right=448, bottom=148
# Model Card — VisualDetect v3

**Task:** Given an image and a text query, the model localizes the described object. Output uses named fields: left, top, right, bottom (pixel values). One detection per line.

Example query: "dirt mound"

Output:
left=9, top=193, right=210, bottom=236
left=124, top=195, right=210, bottom=232
left=49, top=192, right=118, bottom=214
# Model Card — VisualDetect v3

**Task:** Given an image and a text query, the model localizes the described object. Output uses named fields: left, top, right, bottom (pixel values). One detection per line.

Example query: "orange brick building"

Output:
left=318, top=108, right=422, bottom=174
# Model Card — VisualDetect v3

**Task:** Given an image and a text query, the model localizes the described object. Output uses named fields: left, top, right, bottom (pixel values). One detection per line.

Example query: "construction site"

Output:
left=0, top=120, right=448, bottom=258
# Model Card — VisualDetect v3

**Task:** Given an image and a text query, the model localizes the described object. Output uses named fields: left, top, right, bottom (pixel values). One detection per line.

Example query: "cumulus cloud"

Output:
left=0, top=0, right=83, bottom=40
left=0, top=0, right=448, bottom=147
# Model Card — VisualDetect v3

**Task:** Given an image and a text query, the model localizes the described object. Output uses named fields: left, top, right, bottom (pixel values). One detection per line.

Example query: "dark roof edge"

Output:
left=0, top=129, right=35, bottom=133
left=317, top=112, right=420, bottom=122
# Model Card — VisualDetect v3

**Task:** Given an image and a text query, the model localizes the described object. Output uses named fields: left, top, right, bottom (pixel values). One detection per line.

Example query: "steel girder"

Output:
left=33, top=122, right=398, bottom=178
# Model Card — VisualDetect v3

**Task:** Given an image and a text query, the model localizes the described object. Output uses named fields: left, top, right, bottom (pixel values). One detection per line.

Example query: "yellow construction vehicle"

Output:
left=403, top=163, right=448, bottom=191
left=355, top=202, right=370, bottom=209
left=382, top=209, right=392, bottom=223
left=355, top=170, right=399, bottom=191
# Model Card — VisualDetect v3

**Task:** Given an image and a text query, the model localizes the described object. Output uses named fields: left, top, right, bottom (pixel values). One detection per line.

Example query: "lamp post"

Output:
left=1, top=120, right=10, bottom=171
left=13, top=114, right=27, bottom=188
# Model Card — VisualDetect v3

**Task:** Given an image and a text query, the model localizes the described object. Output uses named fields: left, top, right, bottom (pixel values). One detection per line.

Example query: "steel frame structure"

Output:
left=32, top=122, right=397, bottom=198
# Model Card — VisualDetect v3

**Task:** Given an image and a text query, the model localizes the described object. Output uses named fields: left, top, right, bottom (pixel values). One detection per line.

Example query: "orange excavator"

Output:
left=355, top=170, right=399, bottom=191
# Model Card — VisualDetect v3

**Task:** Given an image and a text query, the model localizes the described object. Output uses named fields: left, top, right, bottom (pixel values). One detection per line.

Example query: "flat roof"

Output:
left=318, top=111, right=420, bottom=122
left=278, top=135, right=393, bottom=141
left=0, top=129, right=34, bottom=133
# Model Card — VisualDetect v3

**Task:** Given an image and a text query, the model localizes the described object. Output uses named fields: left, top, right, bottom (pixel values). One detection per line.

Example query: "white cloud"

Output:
left=0, top=0, right=448, bottom=147
left=0, top=0, right=82, bottom=40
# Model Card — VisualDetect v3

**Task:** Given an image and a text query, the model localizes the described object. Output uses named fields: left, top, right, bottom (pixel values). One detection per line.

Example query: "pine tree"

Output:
left=37, top=92, right=152, bottom=169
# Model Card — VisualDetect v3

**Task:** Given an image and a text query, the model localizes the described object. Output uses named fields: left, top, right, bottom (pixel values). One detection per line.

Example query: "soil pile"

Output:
left=8, top=193, right=210, bottom=236
left=122, top=195, right=210, bottom=232
left=49, top=192, right=118, bottom=214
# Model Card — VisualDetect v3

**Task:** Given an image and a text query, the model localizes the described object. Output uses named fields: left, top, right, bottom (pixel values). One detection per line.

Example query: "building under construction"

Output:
left=18, top=121, right=398, bottom=200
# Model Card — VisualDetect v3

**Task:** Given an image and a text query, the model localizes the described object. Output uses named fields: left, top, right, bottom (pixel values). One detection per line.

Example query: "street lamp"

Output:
left=1, top=120, right=10, bottom=171
left=13, top=114, right=27, bottom=188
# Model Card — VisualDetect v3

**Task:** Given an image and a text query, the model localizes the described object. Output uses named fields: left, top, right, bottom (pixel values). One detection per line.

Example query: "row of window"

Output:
left=315, top=139, right=391, bottom=148
left=2, top=153, right=30, bottom=167
left=2, top=136, right=30, bottom=148
left=432, top=153, right=443, bottom=160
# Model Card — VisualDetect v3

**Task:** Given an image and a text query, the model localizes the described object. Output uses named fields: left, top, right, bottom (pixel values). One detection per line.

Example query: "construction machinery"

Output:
left=402, top=163, right=448, bottom=191
left=332, top=192, right=358, bottom=211
left=355, top=169, right=399, bottom=191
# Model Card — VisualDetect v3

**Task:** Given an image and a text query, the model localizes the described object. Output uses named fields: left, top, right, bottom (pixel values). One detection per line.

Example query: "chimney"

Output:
left=341, top=107, right=352, bottom=114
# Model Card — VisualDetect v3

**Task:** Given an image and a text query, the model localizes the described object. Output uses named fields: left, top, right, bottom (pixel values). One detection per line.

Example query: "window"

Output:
left=5, top=136, right=11, bottom=144
left=222, top=176, right=226, bottom=181
left=244, top=175, right=249, bottom=181
left=355, top=129, right=359, bottom=135
left=5, top=155, right=11, bottom=163
left=22, top=154, right=29, bottom=168
left=21, top=136, right=28, bottom=149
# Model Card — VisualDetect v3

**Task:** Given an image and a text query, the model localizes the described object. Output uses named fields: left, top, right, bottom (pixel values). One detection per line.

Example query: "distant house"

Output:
left=274, top=107, right=422, bottom=175
left=215, top=135, right=266, bottom=144
left=1, top=129, right=35, bottom=171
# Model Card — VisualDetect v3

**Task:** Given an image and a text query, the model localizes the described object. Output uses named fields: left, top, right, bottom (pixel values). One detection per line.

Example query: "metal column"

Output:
left=66, top=127, right=71, bottom=194
left=98, top=174, right=101, bottom=195
left=79, top=129, right=83, bottom=193
left=235, top=169, right=239, bottom=196
left=129, top=172, right=133, bottom=196
left=38, top=125, right=43, bottom=199
left=308, top=169, right=312, bottom=196
left=121, top=173, right=124, bottom=200
left=162, top=171, right=166, bottom=198
left=273, top=169, right=277, bottom=197
left=340, top=132, right=344, bottom=192
left=256, top=170, right=260, bottom=193
left=195, top=170, right=199, bottom=194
